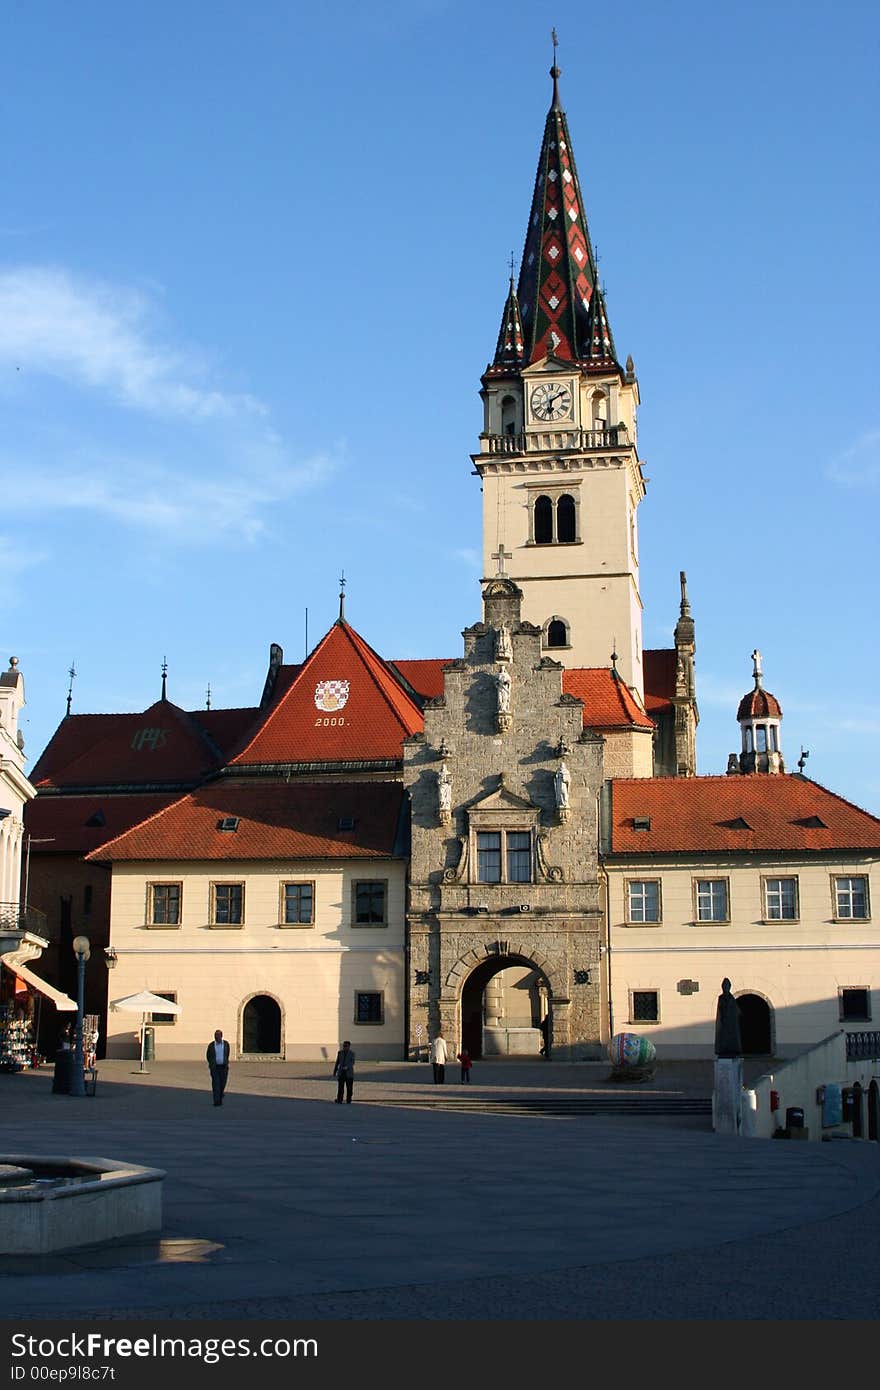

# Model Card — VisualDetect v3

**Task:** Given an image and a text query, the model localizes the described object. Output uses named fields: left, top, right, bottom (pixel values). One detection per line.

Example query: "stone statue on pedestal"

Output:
left=494, top=666, right=511, bottom=715
left=437, top=761, right=452, bottom=820
left=715, top=977, right=742, bottom=1058
left=554, top=759, right=571, bottom=810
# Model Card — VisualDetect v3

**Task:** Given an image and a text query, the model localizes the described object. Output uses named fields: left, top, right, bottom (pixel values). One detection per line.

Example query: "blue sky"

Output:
left=4, top=1, right=879, bottom=811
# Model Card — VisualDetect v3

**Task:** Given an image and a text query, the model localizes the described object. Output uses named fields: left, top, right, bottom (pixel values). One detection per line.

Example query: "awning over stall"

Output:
left=0, top=955, right=77, bottom=1011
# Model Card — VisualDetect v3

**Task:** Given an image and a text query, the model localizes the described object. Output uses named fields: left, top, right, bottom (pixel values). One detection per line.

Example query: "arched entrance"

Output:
left=241, top=994, right=282, bottom=1056
left=868, top=1081, right=879, bottom=1142
left=460, top=955, right=549, bottom=1059
left=736, top=993, right=773, bottom=1055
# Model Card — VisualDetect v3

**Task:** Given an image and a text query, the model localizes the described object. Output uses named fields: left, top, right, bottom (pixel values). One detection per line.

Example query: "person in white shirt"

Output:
left=206, top=1029, right=230, bottom=1106
left=431, top=1032, right=449, bottom=1084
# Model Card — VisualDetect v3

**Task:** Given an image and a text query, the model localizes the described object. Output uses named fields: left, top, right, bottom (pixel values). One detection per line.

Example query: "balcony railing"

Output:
left=0, top=902, right=48, bottom=936
left=482, top=425, right=627, bottom=456
left=845, top=1031, right=880, bottom=1061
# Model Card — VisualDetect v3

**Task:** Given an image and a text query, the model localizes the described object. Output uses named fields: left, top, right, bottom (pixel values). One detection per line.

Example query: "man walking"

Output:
left=206, top=1028, right=230, bottom=1106
left=333, top=1040, right=356, bottom=1103
left=431, top=1031, right=448, bottom=1084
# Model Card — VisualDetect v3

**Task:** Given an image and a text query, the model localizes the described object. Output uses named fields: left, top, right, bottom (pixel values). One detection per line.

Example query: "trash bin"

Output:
left=143, top=1025, right=155, bottom=1062
left=52, top=1049, right=75, bottom=1094
left=786, top=1106, right=805, bottom=1129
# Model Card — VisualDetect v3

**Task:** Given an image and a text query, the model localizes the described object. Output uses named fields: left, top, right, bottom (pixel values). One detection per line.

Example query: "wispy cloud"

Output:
left=0, top=266, right=260, bottom=420
left=0, top=535, right=48, bottom=609
left=0, top=264, right=341, bottom=544
left=453, top=547, right=481, bottom=571
left=826, top=429, right=880, bottom=489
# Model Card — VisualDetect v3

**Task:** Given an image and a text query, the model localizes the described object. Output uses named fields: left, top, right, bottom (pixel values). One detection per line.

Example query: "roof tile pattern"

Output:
left=643, top=649, right=676, bottom=715
left=562, top=669, right=653, bottom=730
left=231, top=621, right=424, bottom=766
left=517, top=77, right=610, bottom=367
left=737, top=688, right=783, bottom=720
left=24, top=794, right=177, bottom=854
left=87, top=782, right=405, bottom=863
left=33, top=701, right=223, bottom=789
left=609, top=776, right=880, bottom=854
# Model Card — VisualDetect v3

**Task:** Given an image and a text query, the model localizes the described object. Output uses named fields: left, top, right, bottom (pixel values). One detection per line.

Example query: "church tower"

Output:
left=474, top=57, right=647, bottom=697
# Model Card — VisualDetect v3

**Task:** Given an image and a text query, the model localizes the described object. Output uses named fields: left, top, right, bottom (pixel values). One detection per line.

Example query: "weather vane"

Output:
left=338, top=571, right=346, bottom=621
left=66, top=660, right=76, bottom=717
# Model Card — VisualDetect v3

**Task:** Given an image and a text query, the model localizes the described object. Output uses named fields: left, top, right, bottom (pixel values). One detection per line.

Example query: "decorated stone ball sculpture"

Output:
left=608, top=1031, right=656, bottom=1071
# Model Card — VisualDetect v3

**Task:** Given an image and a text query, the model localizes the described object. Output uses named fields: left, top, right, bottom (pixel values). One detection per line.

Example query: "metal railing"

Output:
left=483, top=425, right=627, bottom=455
left=0, top=902, right=48, bottom=936
left=845, top=1031, right=880, bottom=1061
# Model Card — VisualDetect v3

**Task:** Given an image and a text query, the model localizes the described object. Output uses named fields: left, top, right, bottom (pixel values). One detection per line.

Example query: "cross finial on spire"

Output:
left=338, top=571, right=346, bottom=622
left=66, top=660, right=76, bottom=717
left=611, top=643, right=619, bottom=679
left=508, top=250, right=516, bottom=283
left=161, top=656, right=168, bottom=702
left=550, top=27, right=561, bottom=108
left=751, top=649, right=763, bottom=688
left=679, top=570, right=691, bottom=616
left=206, top=682, right=212, bottom=711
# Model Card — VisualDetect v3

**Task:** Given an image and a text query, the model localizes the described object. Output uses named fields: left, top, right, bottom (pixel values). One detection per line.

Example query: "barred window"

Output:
left=631, top=990, right=659, bottom=1023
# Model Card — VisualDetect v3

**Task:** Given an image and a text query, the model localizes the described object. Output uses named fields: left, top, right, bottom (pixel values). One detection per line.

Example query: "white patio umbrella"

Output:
left=110, top=990, right=182, bottom=1073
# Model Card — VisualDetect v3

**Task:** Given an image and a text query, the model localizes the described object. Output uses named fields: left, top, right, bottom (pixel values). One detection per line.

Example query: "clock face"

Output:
left=530, top=381, right=573, bottom=422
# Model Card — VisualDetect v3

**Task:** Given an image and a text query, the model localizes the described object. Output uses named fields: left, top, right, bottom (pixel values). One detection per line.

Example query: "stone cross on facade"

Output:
left=492, top=544, right=512, bottom=577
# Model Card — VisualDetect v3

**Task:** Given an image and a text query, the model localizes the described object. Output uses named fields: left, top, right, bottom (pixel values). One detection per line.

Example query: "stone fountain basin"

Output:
left=0, top=1155, right=165, bottom=1254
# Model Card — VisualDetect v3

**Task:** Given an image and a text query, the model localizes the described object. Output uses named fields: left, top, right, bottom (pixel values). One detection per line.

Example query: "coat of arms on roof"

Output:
left=314, top=680, right=350, bottom=712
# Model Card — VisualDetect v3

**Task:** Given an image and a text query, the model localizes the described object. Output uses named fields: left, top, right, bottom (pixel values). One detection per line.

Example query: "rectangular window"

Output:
left=355, top=991, right=384, bottom=1024
left=627, top=880, right=661, bottom=923
left=506, top=832, right=532, bottom=883
left=149, top=883, right=181, bottom=926
left=696, top=879, right=728, bottom=922
left=282, top=882, right=314, bottom=925
left=765, top=877, right=798, bottom=921
left=212, top=883, right=243, bottom=926
left=150, top=991, right=178, bottom=1026
left=477, top=832, right=502, bottom=884
left=631, top=989, right=659, bottom=1023
left=840, top=988, right=871, bottom=1022
left=354, top=881, right=387, bottom=925
left=835, top=876, right=869, bottom=920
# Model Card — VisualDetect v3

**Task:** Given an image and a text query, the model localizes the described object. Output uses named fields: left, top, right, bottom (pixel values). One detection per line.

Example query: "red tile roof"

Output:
left=608, top=776, right=880, bottom=855
left=562, top=669, right=654, bottom=730
left=23, top=794, right=177, bottom=854
left=389, top=659, right=451, bottom=701
left=643, top=649, right=676, bottom=715
left=33, top=700, right=222, bottom=789
left=87, top=782, right=405, bottom=863
left=737, top=688, right=782, bottom=720
left=191, top=707, right=261, bottom=756
left=231, top=621, right=424, bottom=767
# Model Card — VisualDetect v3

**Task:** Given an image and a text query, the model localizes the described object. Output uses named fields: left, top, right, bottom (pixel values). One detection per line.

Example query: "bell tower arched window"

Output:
left=500, top=394, right=518, bottom=436
left=534, top=495, right=553, bottom=545
left=557, top=494, right=576, bottom=543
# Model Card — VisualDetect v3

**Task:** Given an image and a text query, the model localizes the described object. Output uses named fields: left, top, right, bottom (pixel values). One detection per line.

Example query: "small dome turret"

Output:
left=729, top=650, right=784, bottom=775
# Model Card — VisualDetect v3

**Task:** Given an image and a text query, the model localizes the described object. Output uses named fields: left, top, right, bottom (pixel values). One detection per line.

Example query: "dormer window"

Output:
left=633, top=816, right=651, bottom=832
left=217, top=817, right=239, bottom=832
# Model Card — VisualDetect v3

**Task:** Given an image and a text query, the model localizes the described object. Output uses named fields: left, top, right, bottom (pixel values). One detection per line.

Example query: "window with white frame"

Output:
left=476, top=830, right=533, bottom=884
left=630, top=989, right=659, bottom=1023
left=764, top=877, right=799, bottom=921
left=834, top=876, right=869, bottom=920
left=695, top=879, right=728, bottom=922
left=627, top=879, right=661, bottom=923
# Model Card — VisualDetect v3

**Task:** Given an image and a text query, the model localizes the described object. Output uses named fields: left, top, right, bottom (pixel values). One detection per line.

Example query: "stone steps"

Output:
left=361, top=1094, right=712, bottom=1118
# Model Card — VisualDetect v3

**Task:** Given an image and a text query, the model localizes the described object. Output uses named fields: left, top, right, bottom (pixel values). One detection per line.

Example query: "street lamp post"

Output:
left=71, top=934, right=90, bottom=1098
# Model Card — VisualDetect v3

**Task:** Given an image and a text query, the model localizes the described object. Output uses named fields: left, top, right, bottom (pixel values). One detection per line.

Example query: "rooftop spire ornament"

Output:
left=66, top=660, right=76, bottom=717
left=161, top=656, right=168, bottom=702
left=338, top=571, right=346, bottom=622
left=550, top=27, right=561, bottom=109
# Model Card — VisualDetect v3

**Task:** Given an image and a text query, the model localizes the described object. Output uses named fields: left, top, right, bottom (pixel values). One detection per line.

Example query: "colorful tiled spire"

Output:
left=492, top=274, right=525, bottom=369
left=516, top=60, right=618, bottom=370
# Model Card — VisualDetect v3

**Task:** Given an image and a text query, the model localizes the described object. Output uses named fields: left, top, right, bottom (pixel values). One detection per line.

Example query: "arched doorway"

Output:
left=736, top=993, right=773, bottom=1055
left=241, top=995, right=282, bottom=1056
left=459, top=955, right=549, bottom=1059
left=867, top=1081, right=879, bottom=1142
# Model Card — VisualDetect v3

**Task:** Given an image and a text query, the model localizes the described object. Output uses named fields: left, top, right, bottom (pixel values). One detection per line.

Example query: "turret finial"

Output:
left=66, top=660, right=76, bottom=717
left=338, top=571, right=346, bottom=622
left=206, top=682, right=212, bottom=712
left=751, top=649, right=763, bottom=689
left=679, top=571, right=691, bottom=617
left=161, top=656, right=168, bottom=702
